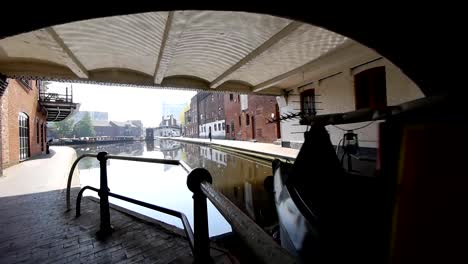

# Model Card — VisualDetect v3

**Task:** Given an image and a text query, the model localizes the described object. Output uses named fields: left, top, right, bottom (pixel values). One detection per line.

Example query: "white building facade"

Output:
left=277, top=41, right=424, bottom=150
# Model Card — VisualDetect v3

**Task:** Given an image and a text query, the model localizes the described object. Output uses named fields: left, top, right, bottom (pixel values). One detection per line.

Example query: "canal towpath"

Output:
left=0, top=146, right=237, bottom=263
left=0, top=146, right=80, bottom=197
left=167, top=137, right=299, bottom=161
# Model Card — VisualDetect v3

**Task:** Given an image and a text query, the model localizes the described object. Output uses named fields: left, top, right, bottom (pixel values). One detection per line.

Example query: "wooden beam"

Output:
left=154, top=11, right=174, bottom=84
left=46, top=27, right=88, bottom=79
left=210, top=21, right=302, bottom=88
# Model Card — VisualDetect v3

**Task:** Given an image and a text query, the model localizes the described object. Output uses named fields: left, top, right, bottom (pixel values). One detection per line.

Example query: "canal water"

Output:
left=73, top=139, right=277, bottom=237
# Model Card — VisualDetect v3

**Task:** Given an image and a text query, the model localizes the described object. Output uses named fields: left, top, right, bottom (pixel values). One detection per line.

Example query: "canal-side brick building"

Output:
left=183, top=92, right=280, bottom=143
left=92, top=120, right=143, bottom=138
left=224, top=93, right=280, bottom=143
left=224, top=93, right=241, bottom=140
left=1, top=79, right=48, bottom=168
left=197, top=92, right=225, bottom=139
left=184, top=96, right=198, bottom=138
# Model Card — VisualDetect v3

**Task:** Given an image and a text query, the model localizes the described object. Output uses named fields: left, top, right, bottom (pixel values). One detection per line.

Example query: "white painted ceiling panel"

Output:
left=224, top=25, right=348, bottom=86
left=53, top=12, right=168, bottom=76
left=163, top=11, right=291, bottom=82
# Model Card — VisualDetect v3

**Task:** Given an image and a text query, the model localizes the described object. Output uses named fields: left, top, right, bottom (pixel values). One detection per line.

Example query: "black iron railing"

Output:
left=66, top=152, right=295, bottom=263
left=39, top=91, right=73, bottom=103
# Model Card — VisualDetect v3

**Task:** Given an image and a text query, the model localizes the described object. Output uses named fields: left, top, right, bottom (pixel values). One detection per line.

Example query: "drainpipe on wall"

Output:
left=0, top=74, right=9, bottom=176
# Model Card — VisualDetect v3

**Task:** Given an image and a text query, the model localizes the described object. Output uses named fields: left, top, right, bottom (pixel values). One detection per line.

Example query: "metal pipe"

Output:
left=76, top=185, right=99, bottom=217
left=66, top=154, right=191, bottom=210
left=106, top=190, right=194, bottom=252
left=75, top=185, right=195, bottom=252
left=300, top=95, right=445, bottom=126
left=66, top=153, right=97, bottom=210
left=200, top=181, right=296, bottom=263
left=106, top=154, right=180, bottom=165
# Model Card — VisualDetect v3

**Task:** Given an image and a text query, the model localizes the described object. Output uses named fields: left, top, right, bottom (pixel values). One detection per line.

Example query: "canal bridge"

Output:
left=0, top=5, right=466, bottom=264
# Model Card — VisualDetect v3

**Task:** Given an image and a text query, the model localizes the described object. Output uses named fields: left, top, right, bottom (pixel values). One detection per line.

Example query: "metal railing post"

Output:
left=97, top=151, right=113, bottom=238
left=187, top=168, right=213, bottom=263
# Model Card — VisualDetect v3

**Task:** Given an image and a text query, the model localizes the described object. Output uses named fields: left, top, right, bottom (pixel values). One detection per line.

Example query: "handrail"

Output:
left=201, top=182, right=296, bottom=263
left=187, top=168, right=296, bottom=263
left=299, top=95, right=445, bottom=126
left=76, top=185, right=195, bottom=252
left=69, top=152, right=296, bottom=263
left=66, top=153, right=191, bottom=210
left=66, top=154, right=97, bottom=210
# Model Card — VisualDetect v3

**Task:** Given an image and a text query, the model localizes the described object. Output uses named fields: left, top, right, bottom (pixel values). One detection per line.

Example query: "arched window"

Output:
left=19, top=113, right=30, bottom=161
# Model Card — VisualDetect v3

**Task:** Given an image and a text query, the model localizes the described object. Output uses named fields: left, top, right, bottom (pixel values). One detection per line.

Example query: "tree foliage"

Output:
left=73, top=112, right=95, bottom=137
left=52, top=119, right=74, bottom=138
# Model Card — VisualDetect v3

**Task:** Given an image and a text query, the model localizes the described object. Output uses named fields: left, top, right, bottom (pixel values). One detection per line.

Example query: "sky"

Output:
left=46, top=82, right=196, bottom=127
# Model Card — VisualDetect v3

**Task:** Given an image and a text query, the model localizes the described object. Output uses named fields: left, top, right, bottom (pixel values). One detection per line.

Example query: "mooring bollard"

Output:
left=96, top=151, right=113, bottom=238
left=187, top=168, right=213, bottom=263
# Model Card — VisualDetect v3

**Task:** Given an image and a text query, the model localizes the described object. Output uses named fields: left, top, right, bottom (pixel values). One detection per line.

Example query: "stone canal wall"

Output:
left=167, top=137, right=298, bottom=161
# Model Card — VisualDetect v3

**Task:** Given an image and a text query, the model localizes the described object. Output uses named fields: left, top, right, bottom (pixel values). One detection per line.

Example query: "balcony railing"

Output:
left=39, top=91, right=73, bottom=104
left=66, top=153, right=295, bottom=263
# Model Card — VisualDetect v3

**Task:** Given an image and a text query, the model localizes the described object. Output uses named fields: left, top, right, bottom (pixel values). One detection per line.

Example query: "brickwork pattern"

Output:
left=0, top=189, right=194, bottom=264
left=1, top=79, right=47, bottom=168
left=224, top=94, right=279, bottom=143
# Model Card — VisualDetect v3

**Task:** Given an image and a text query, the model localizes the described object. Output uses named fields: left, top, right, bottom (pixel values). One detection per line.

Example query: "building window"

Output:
left=222, top=122, right=225, bottom=131
left=19, top=113, right=30, bottom=161
left=218, top=123, right=221, bottom=131
left=214, top=125, right=217, bottom=131
left=246, top=114, right=250, bottom=126
left=354, top=66, right=387, bottom=110
left=231, top=121, right=235, bottom=133
left=229, top=94, right=233, bottom=101
left=226, top=124, right=230, bottom=133
left=300, top=89, right=317, bottom=116
left=239, top=116, right=242, bottom=127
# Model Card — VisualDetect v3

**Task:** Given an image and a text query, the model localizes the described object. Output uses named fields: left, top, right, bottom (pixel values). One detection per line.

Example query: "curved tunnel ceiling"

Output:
left=0, top=11, right=351, bottom=95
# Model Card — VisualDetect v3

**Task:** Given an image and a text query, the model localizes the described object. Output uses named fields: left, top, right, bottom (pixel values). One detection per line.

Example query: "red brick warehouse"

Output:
left=224, top=93, right=280, bottom=143
left=1, top=79, right=48, bottom=168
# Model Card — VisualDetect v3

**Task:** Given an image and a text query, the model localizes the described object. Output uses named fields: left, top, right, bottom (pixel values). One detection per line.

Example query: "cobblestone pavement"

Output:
left=0, top=188, right=234, bottom=264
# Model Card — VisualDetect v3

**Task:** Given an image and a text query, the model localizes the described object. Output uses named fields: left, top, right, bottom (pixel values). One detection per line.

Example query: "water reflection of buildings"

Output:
left=74, top=140, right=277, bottom=229
left=183, top=143, right=277, bottom=228
left=199, top=146, right=227, bottom=166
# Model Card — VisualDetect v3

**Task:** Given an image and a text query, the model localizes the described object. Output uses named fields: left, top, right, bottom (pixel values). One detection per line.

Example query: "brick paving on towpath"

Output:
left=0, top=188, right=233, bottom=264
